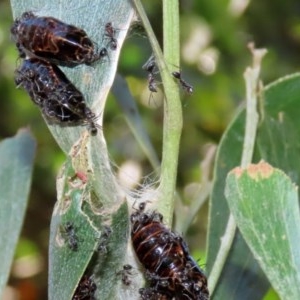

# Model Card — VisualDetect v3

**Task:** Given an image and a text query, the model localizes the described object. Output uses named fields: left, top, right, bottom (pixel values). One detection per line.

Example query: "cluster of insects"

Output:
left=72, top=274, right=97, bottom=300
left=130, top=203, right=209, bottom=300
left=11, top=11, right=118, bottom=134
left=59, top=204, right=209, bottom=299
left=63, top=223, right=117, bottom=298
left=11, top=11, right=201, bottom=300
left=142, top=54, right=194, bottom=99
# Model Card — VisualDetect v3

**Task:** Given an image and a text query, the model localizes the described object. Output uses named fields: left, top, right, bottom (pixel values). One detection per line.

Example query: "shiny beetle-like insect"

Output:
left=11, top=11, right=107, bottom=66
left=131, top=204, right=209, bottom=300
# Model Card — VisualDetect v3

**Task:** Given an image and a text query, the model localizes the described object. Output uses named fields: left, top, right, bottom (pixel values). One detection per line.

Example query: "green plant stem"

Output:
left=208, top=214, right=237, bottom=294
left=133, top=0, right=182, bottom=225
left=163, top=0, right=180, bottom=67
left=241, top=46, right=267, bottom=167
left=208, top=44, right=267, bottom=295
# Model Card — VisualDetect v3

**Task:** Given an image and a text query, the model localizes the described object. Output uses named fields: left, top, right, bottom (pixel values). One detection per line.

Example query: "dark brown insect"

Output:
left=131, top=210, right=187, bottom=296
left=63, top=222, right=78, bottom=251
left=172, top=71, right=193, bottom=95
left=177, top=256, right=209, bottom=300
left=131, top=210, right=186, bottom=279
left=104, top=22, right=118, bottom=50
left=72, top=274, right=97, bottom=300
left=131, top=205, right=209, bottom=300
left=139, top=287, right=172, bottom=300
left=15, top=58, right=99, bottom=134
left=11, top=11, right=107, bottom=65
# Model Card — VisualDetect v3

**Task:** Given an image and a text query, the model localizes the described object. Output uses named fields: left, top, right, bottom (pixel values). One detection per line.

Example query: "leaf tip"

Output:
left=231, top=166, right=244, bottom=178
left=231, top=160, right=274, bottom=180
left=247, top=161, right=274, bottom=179
left=17, top=126, right=35, bottom=139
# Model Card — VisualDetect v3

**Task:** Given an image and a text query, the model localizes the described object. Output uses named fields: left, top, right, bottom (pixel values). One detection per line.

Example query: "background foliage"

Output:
left=1, top=0, right=300, bottom=298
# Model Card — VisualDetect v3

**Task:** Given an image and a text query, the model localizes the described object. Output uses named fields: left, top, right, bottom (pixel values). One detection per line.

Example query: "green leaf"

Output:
left=87, top=202, right=131, bottom=299
left=10, top=2, right=139, bottom=298
left=0, top=129, right=36, bottom=296
left=49, top=132, right=138, bottom=299
left=10, top=0, right=135, bottom=153
left=207, top=113, right=270, bottom=299
left=225, top=161, right=300, bottom=300
left=10, top=0, right=134, bottom=233
left=207, top=73, right=300, bottom=299
left=49, top=187, right=99, bottom=300
left=49, top=180, right=130, bottom=299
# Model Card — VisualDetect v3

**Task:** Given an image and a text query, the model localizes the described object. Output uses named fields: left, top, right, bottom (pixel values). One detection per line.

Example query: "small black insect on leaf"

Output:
left=63, top=222, right=79, bottom=251
left=96, top=226, right=112, bottom=253
left=104, top=22, right=118, bottom=51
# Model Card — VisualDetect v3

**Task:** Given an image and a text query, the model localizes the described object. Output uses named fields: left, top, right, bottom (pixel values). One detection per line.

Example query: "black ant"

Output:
left=172, top=71, right=193, bottom=95
left=62, top=222, right=79, bottom=251
left=117, top=264, right=134, bottom=286
left=99, top=47, right=109, bottom=58
left=97, top=226, right=112, bottom=253
left=143, top=56, right=158, bottom=93
left=104, top=22, right=118, bottom=50
left=145, top=62, right=158, bottom=93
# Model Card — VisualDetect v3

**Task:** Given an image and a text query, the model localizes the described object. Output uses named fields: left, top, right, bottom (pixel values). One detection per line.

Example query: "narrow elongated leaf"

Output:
left=0, top=129, right=36, bottom=296
left=225, top=161, right=300, bottom=300
left=112, top=74, right=160, bottom=170
left=207, top=73, right=300, bottom=299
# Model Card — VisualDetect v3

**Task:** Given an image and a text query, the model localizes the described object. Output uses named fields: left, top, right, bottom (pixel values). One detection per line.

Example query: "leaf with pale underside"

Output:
left=207, top=73, right=300, bottom=299
left=225, top=161, right=300, bottom=300
left=10, top=0, right=135, bottom=153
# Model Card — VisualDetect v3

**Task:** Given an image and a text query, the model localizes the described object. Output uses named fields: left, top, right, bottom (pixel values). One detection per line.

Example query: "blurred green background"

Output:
left=1, top=0, right=300, bottom=298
